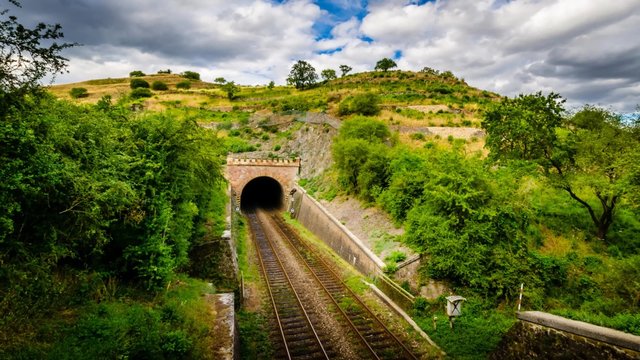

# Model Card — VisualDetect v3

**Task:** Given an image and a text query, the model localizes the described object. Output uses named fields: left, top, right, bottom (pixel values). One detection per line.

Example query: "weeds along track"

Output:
left=269, top=213, right=418, bottom=360
left=246, top=211, right=332, bottom=360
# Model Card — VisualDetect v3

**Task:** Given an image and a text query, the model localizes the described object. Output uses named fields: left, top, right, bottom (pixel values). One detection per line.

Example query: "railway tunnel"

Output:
left=240, top=176, right=284, bottom=211
left=225, top=157, right=300, bottom=211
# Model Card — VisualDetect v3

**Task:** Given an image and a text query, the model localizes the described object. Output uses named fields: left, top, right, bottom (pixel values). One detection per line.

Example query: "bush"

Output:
left=151, top=81, right=168, bottom=91
left=130, top=78, right=150, bottom=89
left=338, top=92, right=380, bottom=116
left=69, top=87, right=89, bottom=98
left=182, top=71, right=200, bottom=80
left=273, top=144, right=281, bottom=151
left=176, top=81, right=191, bottom=90
left=130, top=88, right=152, bottom=99
left=129, top=70, right=145, bottom=77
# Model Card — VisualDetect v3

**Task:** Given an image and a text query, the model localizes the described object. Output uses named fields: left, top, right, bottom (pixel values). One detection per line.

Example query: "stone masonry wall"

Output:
left=225, top=157, right=300, bottom=207
left=491, top=311, right=640, bottom=360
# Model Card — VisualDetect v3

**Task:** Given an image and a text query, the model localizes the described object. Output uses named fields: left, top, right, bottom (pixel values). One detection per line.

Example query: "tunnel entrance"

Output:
left=240, top=176, right=284, bottom=211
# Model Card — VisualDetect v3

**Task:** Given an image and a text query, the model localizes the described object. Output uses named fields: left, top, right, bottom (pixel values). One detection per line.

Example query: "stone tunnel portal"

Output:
left=240, top=176, right=284, bottom=211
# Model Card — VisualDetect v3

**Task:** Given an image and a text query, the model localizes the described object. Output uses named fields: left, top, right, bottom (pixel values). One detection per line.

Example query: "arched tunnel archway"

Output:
left=240, top=176, right=284, bottom=211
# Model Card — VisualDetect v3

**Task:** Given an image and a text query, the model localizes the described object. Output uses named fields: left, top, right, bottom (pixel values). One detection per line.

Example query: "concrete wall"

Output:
left=491, top=311, right=640, bottom=360
left=291, top=186, right=385, bottom=276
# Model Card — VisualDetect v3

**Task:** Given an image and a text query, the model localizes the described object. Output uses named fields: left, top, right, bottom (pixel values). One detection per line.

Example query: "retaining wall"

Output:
left=491, top=311, right=640, bottom=359
left=291, top=186, right=384, bottom=276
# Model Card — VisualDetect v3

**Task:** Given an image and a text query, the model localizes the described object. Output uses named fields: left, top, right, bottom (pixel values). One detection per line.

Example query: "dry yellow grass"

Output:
left=47, top=74, right=236, bottom=111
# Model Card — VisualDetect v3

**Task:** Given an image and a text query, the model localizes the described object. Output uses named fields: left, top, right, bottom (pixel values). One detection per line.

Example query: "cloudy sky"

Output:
left=10, top=0, right=640, bottom=112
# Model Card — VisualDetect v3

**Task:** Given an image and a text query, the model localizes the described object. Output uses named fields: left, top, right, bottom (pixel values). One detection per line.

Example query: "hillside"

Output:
left=40, top=70, right=640, bottom=359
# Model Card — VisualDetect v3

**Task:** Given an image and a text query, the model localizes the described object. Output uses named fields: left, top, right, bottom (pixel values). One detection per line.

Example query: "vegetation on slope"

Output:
left=1, top=4, right=233, bottom=356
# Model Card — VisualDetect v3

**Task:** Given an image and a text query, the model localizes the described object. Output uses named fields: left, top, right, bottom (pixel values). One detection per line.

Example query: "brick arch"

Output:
left=225, top=157, right=300, bottom=211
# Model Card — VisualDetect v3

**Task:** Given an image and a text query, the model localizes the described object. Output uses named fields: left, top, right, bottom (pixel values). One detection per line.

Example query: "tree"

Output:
left=151, top=81, right=168, bottom=90
left=339, top=64, right=352, bottom=77
left=221, top=81, right=240, bottom=100
left=286, top=60, right=318, bottom=90
left=214, top=77, right=226, bottom=84
left=321, top=68, right=337, bottom=81
left=130, top=78, right=150, bottom=89
left=482, top=93, right=640, bottom=240
left=69, top=87, right=88, bottom=98
left=267, top=80, right=275, bottom=90
left=338, top=92, right=380, bottom=116
left=374, top=58, right=397, bottom=72
left=0, top=1, right=74, bottom=98
left=129, top=70, right=145, bottom=77
left=182, top=71, right=200, bottom=80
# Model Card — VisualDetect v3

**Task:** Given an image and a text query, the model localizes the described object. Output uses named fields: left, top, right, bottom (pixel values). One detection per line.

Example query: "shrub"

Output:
left=130, top=88, right=152, bottom=99
left=69, top=87, right=89, bottom=98
left=130, top=78, right=150, bottom=89
left=176, top=81, right=191, bottom=90
left=385, top=250, right=407, bottom=263
left=273, top=144, right=281, bottom=151
left=129, top=70, right=145, bottom=77
left=338, top=92, right=380, bottom=116
left=182, top=71, right=200, bottom=80
left=151, top=81, right=168, bottom=91
left=410, top=132, right=425, bottom=141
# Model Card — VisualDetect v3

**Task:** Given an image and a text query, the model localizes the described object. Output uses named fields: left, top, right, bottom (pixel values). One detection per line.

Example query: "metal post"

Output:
left=517, top=283, right=524, bottom=312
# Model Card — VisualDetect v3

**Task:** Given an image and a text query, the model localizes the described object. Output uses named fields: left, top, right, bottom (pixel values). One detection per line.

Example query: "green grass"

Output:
left=414, top=298, right=515, bottom=360
left=0, top=276, right=218, bottom=360
left=237, top=310, right=273, bottom=359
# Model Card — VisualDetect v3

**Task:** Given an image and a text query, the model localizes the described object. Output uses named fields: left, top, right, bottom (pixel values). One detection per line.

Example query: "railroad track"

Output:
left=267, top=212, right=418, bottom=360
left=247, top=211, right=333, bottom=360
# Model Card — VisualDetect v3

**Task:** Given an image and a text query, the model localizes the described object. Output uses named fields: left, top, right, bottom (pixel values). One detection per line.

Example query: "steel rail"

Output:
left=270, top=213, right=418, bottom=360
left=247, top=211, right=330, bottom=360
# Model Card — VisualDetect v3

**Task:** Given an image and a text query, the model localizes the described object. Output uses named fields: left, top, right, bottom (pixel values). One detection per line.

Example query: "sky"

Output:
left=9, top=0, right=640, bottom=112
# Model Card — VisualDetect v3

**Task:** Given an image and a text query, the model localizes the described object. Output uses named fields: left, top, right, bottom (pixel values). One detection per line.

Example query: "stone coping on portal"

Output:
left=226, top=156, right=300, bottom=167
left=517, top=311, right=640, bottom=352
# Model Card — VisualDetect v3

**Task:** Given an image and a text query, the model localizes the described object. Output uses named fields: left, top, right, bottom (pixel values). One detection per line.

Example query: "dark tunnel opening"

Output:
left=240, top=176, right=284, bottom=211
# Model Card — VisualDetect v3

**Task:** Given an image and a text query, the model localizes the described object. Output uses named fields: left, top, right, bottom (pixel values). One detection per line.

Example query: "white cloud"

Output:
left=18, top=0, right=640, bottom=112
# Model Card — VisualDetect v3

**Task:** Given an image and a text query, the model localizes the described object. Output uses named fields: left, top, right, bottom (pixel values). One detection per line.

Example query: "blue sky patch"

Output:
left=313, top=0, right=367, bottom=40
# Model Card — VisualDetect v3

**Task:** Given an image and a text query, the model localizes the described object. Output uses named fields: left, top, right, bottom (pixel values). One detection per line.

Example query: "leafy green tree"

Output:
left=339, top=64, right=352, bottom=77
left=267, top=80, right=275, bottom=90
left=69, top=87, right=88, bottom=98
left=404, top=150, right=531, bottom=298
left=332, top=117, right=392, bottom=197
left=176, top=81, right=191, bottom=89
left=374, top=58, right=397, bottom=72
left=130, top=78, right=150, bottom=89
left=151, top=81, right=168, bottom=90
left=214, top=77, right=226, bottom=84
left=182, top=71, right=200, bottom=80
left=321, top=68, right=337, bottom=81
left=129, top=70, right=145, bottom=77
left=286, top=60, right=318, bottom=90
left=338, top=92, right=380, bottom=116
left=483, top=93, right=640, bottom=240
left=0, top=1, right=74, bottom=109
left=130, top=87, right=152, bottom=98
left=221, top=81, right=240, bottom=100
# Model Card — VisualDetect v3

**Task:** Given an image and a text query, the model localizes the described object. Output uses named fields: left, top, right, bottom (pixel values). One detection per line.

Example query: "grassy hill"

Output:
left=43, top=70, right=640, bottom=359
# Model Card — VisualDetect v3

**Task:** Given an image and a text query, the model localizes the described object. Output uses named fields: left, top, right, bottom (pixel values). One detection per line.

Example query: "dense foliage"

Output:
left=129, top=78, right=149, bottom=89
left=286, top=60, right=318, bottom=90
left=181, top=71, right=200, bottom=80
left=483, top=93, right=640, bottom=239
left=1, top=96, right=225, bottom=291
left=331, top=114, right=640, bottom=337
left=338, top=92, right=381, bottom=116
left=374, top=58, right=397, bottom=72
